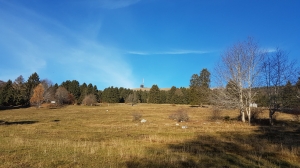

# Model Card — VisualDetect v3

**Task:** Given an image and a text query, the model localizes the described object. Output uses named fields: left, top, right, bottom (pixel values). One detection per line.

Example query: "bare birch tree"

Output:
left=261, top=48, right=298, bottom=125
left=214, top=37, right=265, bottom=123
left=243, top=39, right=266, bottom=124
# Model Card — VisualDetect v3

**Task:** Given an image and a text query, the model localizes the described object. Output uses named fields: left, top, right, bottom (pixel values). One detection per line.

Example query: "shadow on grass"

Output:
left=0, top=120, right=38, bottom=125
left=0, top=105, right=30, bottom=111
left=189, top=105, right=209, bottom=108
left=126, top=120, right=300, bottom=168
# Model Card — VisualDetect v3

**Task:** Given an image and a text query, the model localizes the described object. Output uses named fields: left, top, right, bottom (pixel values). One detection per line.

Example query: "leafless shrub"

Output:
left=250, top=107, right=264, bottom=121
left=82, top=94, right=97, bottom=106
left=169, top=109, right=189, bottom=122
left=55, top=87, right=71, bottom=105
left=132, top=112, right=142, bottom=121
left=211, top=106, right=222, bottom=120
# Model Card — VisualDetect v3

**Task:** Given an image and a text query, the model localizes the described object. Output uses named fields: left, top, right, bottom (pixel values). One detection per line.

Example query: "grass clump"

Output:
left=169, top=109, right=189, bottom=122
left=132, top=112, right=143, bottom=121
left=223, top=116, right=230, bottom=121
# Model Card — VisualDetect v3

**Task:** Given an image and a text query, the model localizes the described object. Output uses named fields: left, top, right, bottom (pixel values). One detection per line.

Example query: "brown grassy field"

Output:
left=0, top=104, right=299, bottom=168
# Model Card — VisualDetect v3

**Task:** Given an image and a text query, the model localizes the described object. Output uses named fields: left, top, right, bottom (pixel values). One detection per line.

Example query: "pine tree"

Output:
left=148, top=85, right=160, bottom=104
left=281, top=81, right=297, bottom=108
left=199, top=68, right=211, bottom=105
left=189, top=73, right=201, bottom=106
left=1, top=80, right=15, bottom=106
left=167, top=86, right=176, bottom=104
left=87, top=83, right=94, bottom=95
left=160, top=90, right=167, bottom=104
left=69, top=80, right=81, bottom=101
left=25, top=72, right=40, bottom=105
left=189, top=69, right=211, bottom=106
left=78, top=83, right=87, bottom=104
left=13, top=75, right=26, bottom=105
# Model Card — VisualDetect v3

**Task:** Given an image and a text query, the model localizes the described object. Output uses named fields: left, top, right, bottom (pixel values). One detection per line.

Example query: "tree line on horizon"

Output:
left=1, top=37, right=299, bottom=124
left=0, top=68, right=211, bottom=107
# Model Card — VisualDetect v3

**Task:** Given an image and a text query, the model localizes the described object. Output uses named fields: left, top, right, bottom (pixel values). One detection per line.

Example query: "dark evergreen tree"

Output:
left=189, top=69, right=211, bottom=106
left=199, top=68, right=211, bottom=105
left=189, top=73, right=201, bottom=106
left=25, top=72, right=40, bottom=105
left=190, top=74, right=200, bottom=87
left=148, top=85, right=160, bottom=104
left=136, top=90, right=148, bottom=103
left=112, top=87, right=120, bottom=103
left=87, top=83, right=94, bottom=95
left=160, top=90, right=167, bottom=104
left=119, top=87, right=132, bottom=103
left=101, top=86, right=120, bottom=103
left=281, top=81, right=297, bottom=108
left=189, top=87, right=200, bottom=106
left=254, top=89, right=269, bottom=107
left=180, top=87, right=190, bottom=104
left=0, top=81, right=4, bottom=105
left=61, top=80, right=72, bottom=91
left=173, top=88, right=184, bottom=104
left=69, top=80, right=81, bottom=101
left=93, top=85, right=99, bottom=102
left=142, top=90, right=149, bottom=103
left=13, top=75, right=26, bottom=105
left=199, top=69, right=211, bottom=88
left=79, top=83, right=88, bottom=104
left=167, top=86, right=176, bottom=104
left=97, top=90, right=102, bottom=103
left=1, top=80, right=15, bottom=106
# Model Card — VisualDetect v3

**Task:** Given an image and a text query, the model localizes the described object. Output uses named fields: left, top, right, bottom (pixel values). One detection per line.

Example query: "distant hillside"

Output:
left=131, top=87, right=171, bottom=91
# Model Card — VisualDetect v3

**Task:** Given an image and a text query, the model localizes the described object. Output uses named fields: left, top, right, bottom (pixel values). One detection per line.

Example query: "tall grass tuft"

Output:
left=132, top=112, right=143, bottom=121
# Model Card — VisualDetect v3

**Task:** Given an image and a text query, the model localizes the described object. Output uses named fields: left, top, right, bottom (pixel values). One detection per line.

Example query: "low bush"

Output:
left=224, top=116, right=230, bottom=121
left=250, top=107, right=263, bottom=121
left=169, top=109, right=189, bottom=122
left=211, top=106, right=222, bottom=120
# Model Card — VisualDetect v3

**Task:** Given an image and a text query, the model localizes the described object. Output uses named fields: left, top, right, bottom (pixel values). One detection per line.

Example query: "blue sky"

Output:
left=0, top=0, right=299, bottom=90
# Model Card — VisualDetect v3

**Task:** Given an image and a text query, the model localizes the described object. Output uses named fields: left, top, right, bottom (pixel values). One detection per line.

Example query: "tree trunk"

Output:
left=269, top=109, right=275, bottom=125
left=246, top=106, right=251, bottom=125
left=241, top=109, right=245, bottom=122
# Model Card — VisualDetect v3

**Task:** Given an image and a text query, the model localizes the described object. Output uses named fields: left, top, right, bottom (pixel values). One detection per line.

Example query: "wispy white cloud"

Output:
left=266, top=48, right=277, bottom=53
left=0, top=1, right=136, bottom=88
left=87, top=0, right=141, bottom=9
left=127, top=51, right=149, bottom=55
left=127, top=49, right=210, bottom=55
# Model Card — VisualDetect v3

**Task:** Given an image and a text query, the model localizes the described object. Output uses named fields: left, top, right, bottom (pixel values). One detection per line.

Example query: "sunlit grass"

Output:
left=0, top=104, right=299, bottom=167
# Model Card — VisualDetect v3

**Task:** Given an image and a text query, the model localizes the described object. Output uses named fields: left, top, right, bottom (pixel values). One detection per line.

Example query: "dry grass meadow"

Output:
left=0, top=104, right=299, bottom=168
